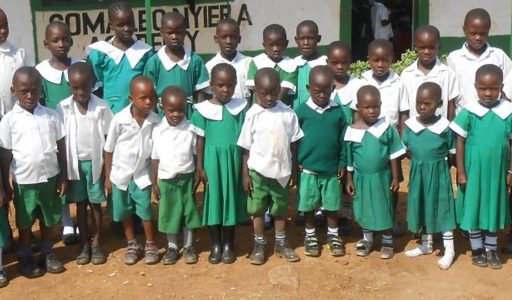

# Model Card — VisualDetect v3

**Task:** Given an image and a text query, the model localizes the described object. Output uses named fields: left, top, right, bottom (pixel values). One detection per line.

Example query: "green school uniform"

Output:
left=86, top=40, right=154, bottom=114
left=247, top=53, right=297, bottom=106
left=344, top=118, right=405, bottom=231
left=403, top=117, right=456, bottom=234
left=292, top=55, right=327, bottom=110
left=144, top=47, right=209, bottom=119
left=191, top=98, right=249, bottom=225
left=450, top=100, right=512, bottom=232
left=0, top=207, right=9, bottom=248
left=332, top=76, right=362, bottom=125
left=35, top=58, right=81, bottom=109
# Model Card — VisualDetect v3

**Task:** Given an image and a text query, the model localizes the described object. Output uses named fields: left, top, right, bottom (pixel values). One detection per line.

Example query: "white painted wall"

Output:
left=0, top=0, right=35, bottom=64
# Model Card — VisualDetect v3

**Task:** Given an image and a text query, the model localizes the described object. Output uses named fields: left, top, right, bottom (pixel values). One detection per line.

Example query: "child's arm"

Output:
left=345, top=171, right=355, bottom=196
left=290, top=141, right=299, bottom=188
left=196, top=136, right=207, bottom=185
left=151, top=159, right=160, bottom=203
left=56, top=138, right=68, bottom=197
left=447, top=99, right=456, bottom=121
left=389, top=158, right=400, bottom=192
left=0, top=148, right=12, bottom=202
left=241, top=149, right=252, bottom=196
left=104, top=151, right=113, bottom=196
left=278, top=87, right=291, bottom=104
left=0, top=166, right=6, bottom=208
left=398, top=110, right=409, bottom=136
left=455, top=135, right=467, bottom=189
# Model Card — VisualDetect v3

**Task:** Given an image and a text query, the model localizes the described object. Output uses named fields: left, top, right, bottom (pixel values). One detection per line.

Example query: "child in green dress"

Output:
left=450, top=64, right=512, bottom=269
left=345, top=85, right=405, bottom=259
left=295, top=65, right=346, bottom=257
left=193, top=64, right=249, bottom=264
left=87, top=1, right=154, bottom=114
left=151, top=87, right=202, bottom=265
left=403, top=82, right=456, bottom=270
left=144, top=11, right=209, bottom=119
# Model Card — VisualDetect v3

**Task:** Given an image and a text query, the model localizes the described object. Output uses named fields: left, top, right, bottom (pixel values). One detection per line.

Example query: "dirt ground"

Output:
left=2, top=161, right=512, bottom=299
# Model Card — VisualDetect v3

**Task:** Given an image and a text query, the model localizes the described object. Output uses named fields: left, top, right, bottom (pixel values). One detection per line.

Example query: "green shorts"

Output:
left=247, top=170, right=289, bottom=217
left=13, top=175, right=61, bottom=230
left=298, top=172, right=341, bottom=212
left=158, top=173, right=202, bottom=234
left=112, top=180, right=152, bottom=222
left=68, top=160, right=106, bottom=204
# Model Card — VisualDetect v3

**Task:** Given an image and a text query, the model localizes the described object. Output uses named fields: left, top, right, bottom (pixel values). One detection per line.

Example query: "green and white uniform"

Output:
left=35, top=58, right=82, bottom=109
left=292, top=55, right=327, bottom=110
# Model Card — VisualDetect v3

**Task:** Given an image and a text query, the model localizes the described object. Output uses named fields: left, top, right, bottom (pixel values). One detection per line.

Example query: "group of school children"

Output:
left=0, top=1, right=512, bottom=287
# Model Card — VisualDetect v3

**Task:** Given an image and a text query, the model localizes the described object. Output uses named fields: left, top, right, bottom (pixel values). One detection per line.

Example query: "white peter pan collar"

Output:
left=465, top=99, right=512, bottom=120
left=193, top=97, right=247, bottom=121
left=157, top=46, right=192, bottom=71
left=35, top=58, right=83, bottom=84
left=294, top=55, right=327, bottom=67
left=333, top=76, right=359, bottom=105
left=252, top=53, right=297, bottom=73
left=344, top=118, right=389, bottom=142
left=405, top=116, right=450, bottom=135
left=306, top=97, right=338, bottom=114
left=86, top=40, right=152, bottom=68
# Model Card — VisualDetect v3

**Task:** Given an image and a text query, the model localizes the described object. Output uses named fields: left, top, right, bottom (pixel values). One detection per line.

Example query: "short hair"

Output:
left=45, top=21, right=70, bottom=39
left=475, top=64, right=503, bottom=83
left=417, top=82, right=442, bottom=102
left=211, top=63, right=237, bottom=82
left=217, top=17, right=239, bottom=32
left=328, top=41, right=352, bottom=57
left=108, top=1, right=133, bottom=20
left=296, top=20, right=319, bottom=36
left=130, top=75, right=154, bottom=91
left=0, top=8, right=7, bottom=21
left=254, top=67, right=280, bottom=88
left=464, top=8, right=491, bottom=27
left=263, top=24, right=287, bottom=40
left=161, top=86, right=186, bottom=106
left=357, top=85, right=381, bottom=102
left=368, top=39, right=393, bottom=56
left=414, top=25, right=440, bottom=41
left=12, top=66, right=42, bottom=86
left=68, top=62, right=94, bottom=82
left=161, top=11, right=186, bottom=28
left=309, top=65, right=333, bottom=84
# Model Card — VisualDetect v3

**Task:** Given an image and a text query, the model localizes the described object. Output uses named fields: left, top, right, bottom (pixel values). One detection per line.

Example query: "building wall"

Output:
left=1, top=0, right=36, bottom=64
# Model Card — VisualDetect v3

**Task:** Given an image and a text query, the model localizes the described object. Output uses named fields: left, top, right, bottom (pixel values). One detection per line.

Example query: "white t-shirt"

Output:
left=371, top=2, right=393, bottom=40
left=74, top=102, right=94, bottom=160
left=0, top=41, right=26, bottom=117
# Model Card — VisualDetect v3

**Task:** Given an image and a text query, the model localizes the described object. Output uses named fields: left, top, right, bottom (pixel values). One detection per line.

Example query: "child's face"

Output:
left=255, top=79, right=280, bottom=108
left=414, top=32, right=439, bottom=66
left=416, top=89, right=442, bottom=120
left=327, top=48, right=351, bottom=80
left=475, top=73, right=502, bottom=108
left=109, top=9, right=135, bottom=43
left=263, top=32, right=288, bottom=62
left=0, top=11, right=9, bottom=45
left=130, top=82, right=157, bottom=114
left=214, top=24, right=241, bottom=57
left=463, top=18, right=490, bottom=51
left=210, top=70, right=236, bottom=104
left=308, top=75, right=333, bottom=108
left=368, top=46, right=392, bottom=77
left=44, top=26, right=72, bottom=60
left=12, top=74, right=41, bottom=112
left=356, top=95, right=381, bottom=124
left=161, top=19, right=186, bottom=50
left=295, top=25, right=320, bottom=58
left=68, top=73, right=93, bottom=106
left=162, top=97, right=186, bottom=126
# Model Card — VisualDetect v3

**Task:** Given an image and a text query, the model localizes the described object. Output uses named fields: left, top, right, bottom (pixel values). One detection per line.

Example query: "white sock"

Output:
left=166, top=233, right=178, bottom=250
left=61, top=204, right=74, bottom=235
left=469, top=230, right=483, bottom=250
left=327, top=227, right=339, bottom=237
left=405, top=234, right=433, bottom=257
left=484, top=234, right=498, bottom=252
left=183, top=228, right=193, bottom=248
left=363, top=229, right=373, bottom=242
left=305, top=227, right=316, bottom=237
left=438, top=231, right=455, bottom=270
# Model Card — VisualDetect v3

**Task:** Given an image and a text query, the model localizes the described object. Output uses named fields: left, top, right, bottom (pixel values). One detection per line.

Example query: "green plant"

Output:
left=348, top=49, right=420, bottom=78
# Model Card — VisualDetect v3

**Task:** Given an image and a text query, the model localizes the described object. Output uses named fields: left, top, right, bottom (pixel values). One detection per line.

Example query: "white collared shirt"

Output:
left=405, top=117, right=455, bottom=154
left=152, top=119, right=201, bottom=179
left=294, top=55, right=327, bottom=68
left=193, top=97, right=247, bottom=123
left=371, top=2, right=393, bottom=39
left=237, top=101, right=304, bottom=187
left=0, top=41, right=26, bottom=117
left=56, top=95, right=113, bottom=183
left=305, top=98, right=339, bottom=114
left=351, top=70, right=409, bottom=126
left=333, top=76, right=362, bottom=106
left=447, top=43, right=512, bottom=111
left=401, top=59, right=459, bottom=118
left=35, top=58, right=83, bottom=85
left=206, top=51, right=252, bottom=99
left=104, top=105, right=160, bottom=190
left=86, top=40, right=153, bottom=69
left=0, top=103, right=65, bottom=184
left=246, top=53, right=298, bottom=92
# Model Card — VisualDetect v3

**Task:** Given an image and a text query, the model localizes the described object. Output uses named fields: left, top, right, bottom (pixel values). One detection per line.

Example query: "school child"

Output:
left=87, top=1, right=153, bottom=114
left=151, top=87, right=202, bottom=265
left=36, top=21, right=81, bottom=246
left=293, top=20, right=327, bottom=109
left=369, top=0, right=393, bottom=41
left=56, top=62, right=113, bottom=265
left=0, top=173, right=9, bottom=287
left=205, top=18, right=252, bottom=102
left=403, top=82, right=456, bottom=270
left=0, top=67, right=67, bottom=278
left=401, top=25, right=459, bottom=121
left=246, top=24, right=298, bottom=107
left=447, top=8, right=512, bottom=112
left=192, top=64, right=249, bottom=264
left=104, top=76, right=160, bottom=265
left=295, top=65, right=346, bottom=257
left=450, top=64, right=512, bottom=269
left=238, top=68, right=303, bottom=265
left=345, top=85, right=405, bottom=259
left=144, top=11, right=209, bottom=119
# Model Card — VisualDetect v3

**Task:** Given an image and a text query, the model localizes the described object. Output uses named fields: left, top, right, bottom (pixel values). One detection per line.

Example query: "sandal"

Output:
left=326, top=235, right=345, bottom=257
left=355, top=239, right=373, bottom=257
left=304, top=236, right=320, bottom=257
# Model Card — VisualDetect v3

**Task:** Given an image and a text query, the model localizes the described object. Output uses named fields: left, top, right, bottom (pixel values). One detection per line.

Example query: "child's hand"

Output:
left=243, top=174, right=253, bottom=197
left=152, top=184, right=161, bottom=203
left=507, top=173, right=512, bottom=191
left=57, top=176, right=68, bottom=197
left=390, top=179, right=400, bottom=192
left=346, top=181, right=355, bottom=197
left=457, top=171, right=467, bottom=189
left=337, top=168, right=345, bottom=180
left=197, top=168, right=208, bottom=186
left=0, top=192, right=6, bottom=208
left=105, top=178, right=112, bottom=197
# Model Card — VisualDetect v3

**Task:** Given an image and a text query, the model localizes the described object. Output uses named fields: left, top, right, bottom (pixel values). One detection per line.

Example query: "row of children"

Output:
left=0, top=1, right=511, bottom=287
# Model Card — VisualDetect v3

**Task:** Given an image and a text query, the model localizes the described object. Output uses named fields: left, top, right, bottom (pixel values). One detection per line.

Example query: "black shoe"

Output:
left=76, top=244, right=91, bottom=265
left=487, top=250, right=502, bottom=269
left=91, top=245, right=107, bottom=265
left=183, top=246, right=198, bottom=264
left=304, top=235, right=320, bottom=257
left=221, top=226, right=236, bottom=264
left=0, top=270, right=8, bottom=288
left=250, top=241, right=266, bottom=265
left=274, top=239, right=300, bottom=262
left=472, top=248, right=487, bottom=267
left=18, top=256, right=44, bottom=279
left=162, top=247, right=179, bottom=265
left=208, top=225, right=222, bottom=264
left=43, top=252, right=66, bottom=273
